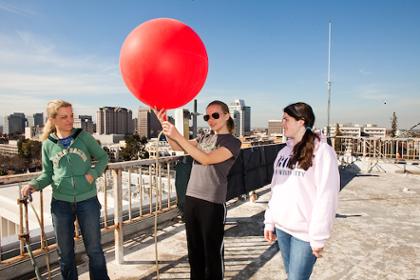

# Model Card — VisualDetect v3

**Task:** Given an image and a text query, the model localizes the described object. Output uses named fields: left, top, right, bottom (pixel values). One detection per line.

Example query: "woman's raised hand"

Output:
left=152, top=107, right=183, bottom=142
left=161, top=121, right=181, bottom=140
left=152, top=107, right=167, bottom=124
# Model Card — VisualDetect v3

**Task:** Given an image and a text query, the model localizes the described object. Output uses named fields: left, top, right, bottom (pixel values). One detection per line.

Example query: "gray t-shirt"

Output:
left=186, top=133, right=241, bottom=204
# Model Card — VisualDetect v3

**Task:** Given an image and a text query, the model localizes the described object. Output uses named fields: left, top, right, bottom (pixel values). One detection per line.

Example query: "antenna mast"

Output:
left=327, top=21, right=332, bottom=137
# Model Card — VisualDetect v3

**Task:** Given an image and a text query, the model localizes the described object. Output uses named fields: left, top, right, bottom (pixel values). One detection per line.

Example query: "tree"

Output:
left=334, top=123, right=342, bottom=153
left=4, top=155, right=27, bottom=174
left=119, top=134, right=149, bottom=161
left=0, top=155, right=9, bottom=175
left=102, top=146, right=115, bottom=163
left=390, top=112, right=398, bottom=137
left=17, top=139, right=42, bottom=170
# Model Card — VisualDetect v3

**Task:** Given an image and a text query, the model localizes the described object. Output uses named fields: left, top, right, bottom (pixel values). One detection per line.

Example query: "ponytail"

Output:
left=288, top=128, right=319, bottom=170
left=227, top=116, right=234, bottom=134
left=40, top=119, right=55, bottom=141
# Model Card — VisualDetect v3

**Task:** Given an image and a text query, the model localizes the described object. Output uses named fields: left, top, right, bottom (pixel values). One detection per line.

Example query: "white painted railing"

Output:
left=0, top=155, right=183, bottom=270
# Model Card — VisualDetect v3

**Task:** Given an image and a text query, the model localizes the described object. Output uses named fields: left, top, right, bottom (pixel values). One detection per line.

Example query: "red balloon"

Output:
left=120, top=18, right=208, bottom=109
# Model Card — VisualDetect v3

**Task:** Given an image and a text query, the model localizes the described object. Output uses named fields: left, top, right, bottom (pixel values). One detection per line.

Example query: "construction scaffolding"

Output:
left=333, top=137, right=420, bottom=161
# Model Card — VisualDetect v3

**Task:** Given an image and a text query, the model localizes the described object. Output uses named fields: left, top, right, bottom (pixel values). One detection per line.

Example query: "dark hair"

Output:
left=284, top=102, right=319, bottom=171
left=207, top=100, right=234, bottom=134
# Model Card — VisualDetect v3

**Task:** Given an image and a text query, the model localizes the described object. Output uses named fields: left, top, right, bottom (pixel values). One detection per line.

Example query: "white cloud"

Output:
left=0, top=31, right=126, bottom=115
left=0, top=72, right=123, bottom=95
left=359, top=69, right=372, bottom=76
left=357, top=85, right=394, bottom=102
left=0, top=93, right=47, bottom=115
left=0, top=2, right=36, bottom=17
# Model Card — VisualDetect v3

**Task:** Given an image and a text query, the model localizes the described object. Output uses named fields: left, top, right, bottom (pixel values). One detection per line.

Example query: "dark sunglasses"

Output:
left=203, top=112, right=220, bottom=121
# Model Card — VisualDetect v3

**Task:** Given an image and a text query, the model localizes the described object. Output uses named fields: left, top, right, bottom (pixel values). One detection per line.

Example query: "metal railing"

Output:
left=332, top=136, right=420, bottom=161
left=0, top=155, right=183, bottom=273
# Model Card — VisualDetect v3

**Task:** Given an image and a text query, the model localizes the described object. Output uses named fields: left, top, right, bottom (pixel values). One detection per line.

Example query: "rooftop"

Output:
left=67, top=163, right=420, bottom=280
left=1, top=138, right=419, bottom=280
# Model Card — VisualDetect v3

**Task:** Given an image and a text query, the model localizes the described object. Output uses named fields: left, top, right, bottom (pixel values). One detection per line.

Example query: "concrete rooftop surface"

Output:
left=50, top=164, right=419, bottom=280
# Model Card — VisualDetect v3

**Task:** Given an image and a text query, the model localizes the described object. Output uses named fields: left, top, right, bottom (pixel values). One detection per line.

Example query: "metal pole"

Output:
left=327, top=21, right=332, bottom=137
left=193, top=99, right=198, bottom=138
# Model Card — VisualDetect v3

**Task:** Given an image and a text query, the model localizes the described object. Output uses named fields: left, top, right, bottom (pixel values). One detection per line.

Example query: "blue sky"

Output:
left=0, top=0, right=419, bottom=129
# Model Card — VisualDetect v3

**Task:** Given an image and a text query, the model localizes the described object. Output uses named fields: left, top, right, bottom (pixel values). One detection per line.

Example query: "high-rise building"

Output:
left=268, top=120, right=283, bottom=136
left=33, top=113, right=44, bottom=127
left=96, top=107, right=133, bottom=135
left=229, top=99, right=251, bottom=137
left=138, top=108, right=161, bottom=139
left=74, top=115, right=95, bottom=134
left=26, top=113, right=44, bottom=127
left=4, top=113, right=26, bottom=135
left=132, top=118, right=138, bottom=134
left=26, top=116, right=34, bottom=127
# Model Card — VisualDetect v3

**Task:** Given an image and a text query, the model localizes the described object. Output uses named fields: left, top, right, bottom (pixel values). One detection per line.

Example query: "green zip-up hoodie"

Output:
left=30, top=128, right=109, bottom=203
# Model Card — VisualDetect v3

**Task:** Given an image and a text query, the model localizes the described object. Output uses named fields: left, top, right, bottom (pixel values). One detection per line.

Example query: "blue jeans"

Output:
left=275, top=228, right=317, bottom=280
left=51, top=196, right=109, bottom=280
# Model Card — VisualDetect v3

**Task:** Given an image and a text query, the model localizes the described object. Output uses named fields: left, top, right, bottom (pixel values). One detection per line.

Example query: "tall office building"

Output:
left=4, top=113, right=26, bottom=135
left=25, top=116, right=35, bottom=127
left=132, top=118, right=138, bottom=134
left=96, top=107, right=133, bottom=135
left=138, top=108, right=161, bottom=139
left=26, top=113, right=44, bottom=127
left=26, top=116, right=34, bottom=127
left=74, top=115, right=95, bottom=134
left=33, top=113, right=44, bottom=127
left=229, top=99, right=251, bottom=137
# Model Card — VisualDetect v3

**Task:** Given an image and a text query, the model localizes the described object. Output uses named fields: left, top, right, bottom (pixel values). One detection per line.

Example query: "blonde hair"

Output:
left=40, top=100, right=73, bottom=141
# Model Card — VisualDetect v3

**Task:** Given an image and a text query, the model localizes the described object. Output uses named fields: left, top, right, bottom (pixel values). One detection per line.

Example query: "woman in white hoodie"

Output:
left=264, top=102, right=340, bottom=280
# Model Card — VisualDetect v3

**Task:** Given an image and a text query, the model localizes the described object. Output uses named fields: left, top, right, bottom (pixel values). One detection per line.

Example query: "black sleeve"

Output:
left=218, top=135, right=241, bottom=159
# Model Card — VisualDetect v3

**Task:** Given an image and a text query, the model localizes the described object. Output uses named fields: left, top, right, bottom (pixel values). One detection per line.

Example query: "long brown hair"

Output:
left=284, top=102, right=319, bottom=171
left=40, top=100, right=72, bottom=141
left=207, top=100, right=234, bottom=134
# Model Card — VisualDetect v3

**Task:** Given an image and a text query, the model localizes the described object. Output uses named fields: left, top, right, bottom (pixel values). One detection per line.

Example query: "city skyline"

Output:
left=0, top=1, right=419, bottom=129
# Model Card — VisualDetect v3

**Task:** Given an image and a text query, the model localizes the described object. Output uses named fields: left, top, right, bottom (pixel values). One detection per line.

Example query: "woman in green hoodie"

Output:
left=21, top=100, right=110, bottom=280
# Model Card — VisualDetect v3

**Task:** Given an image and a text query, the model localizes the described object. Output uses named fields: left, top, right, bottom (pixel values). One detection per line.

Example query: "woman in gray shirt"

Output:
left=155, top=100, right=241, bottom=280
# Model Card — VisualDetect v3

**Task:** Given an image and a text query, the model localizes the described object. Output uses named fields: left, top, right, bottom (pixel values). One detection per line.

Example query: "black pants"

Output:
left=184, top=196, right=226, bottom=280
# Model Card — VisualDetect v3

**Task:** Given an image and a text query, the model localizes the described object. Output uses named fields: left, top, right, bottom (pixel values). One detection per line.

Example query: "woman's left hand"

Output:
left=312, top=247, right=324, bottom=258
left=161, top=121, right=181, bottom=140
left=85, top=173, right=94, bottom=184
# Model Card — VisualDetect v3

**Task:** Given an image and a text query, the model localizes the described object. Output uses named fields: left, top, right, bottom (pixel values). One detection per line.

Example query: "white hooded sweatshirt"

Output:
left=264, top=139, right=340, bottom=249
